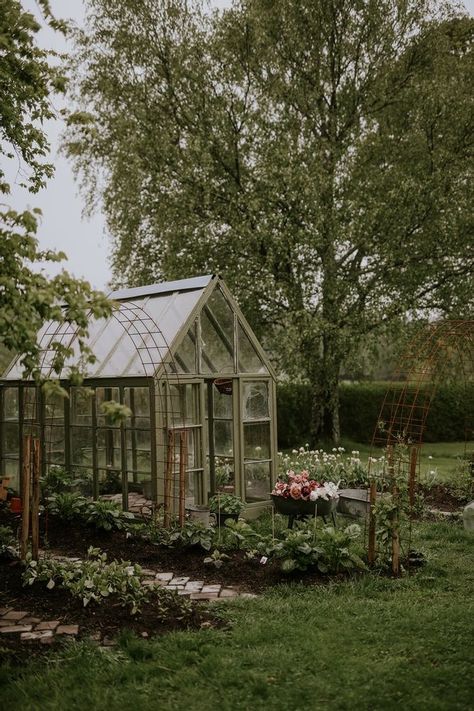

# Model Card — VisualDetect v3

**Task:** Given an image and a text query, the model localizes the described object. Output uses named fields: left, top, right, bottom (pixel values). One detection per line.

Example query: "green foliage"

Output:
left=220, top=519, right=262, bottom=551
left=167, top=520, right=216, bottom=552
left=277, top=382, right=474, bottom=446
left=85, top=500, right=135, bottom=531
left=203, top=549, right=230, bottom=569
left=41, top=466, right=74, bottom=497
left=23, top=546, right=191, bottom=617
left=208, top=494, right=244, bottom=515
left=99, top=400, right=133, bottom=425
left=67, top=0, right=473, bottom=441
left=0, top=0, right=111, bottom=385
left=46, top=492, right=88, bottom=521
left=272, top=522, right=366, bottom=575
left=0, top=525, right=15, bottom=553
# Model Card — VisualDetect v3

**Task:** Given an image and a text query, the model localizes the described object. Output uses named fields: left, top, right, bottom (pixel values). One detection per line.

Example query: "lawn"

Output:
left=1, top=520, right=473, bottom=711
left=339, top=439, right=474, bottom=483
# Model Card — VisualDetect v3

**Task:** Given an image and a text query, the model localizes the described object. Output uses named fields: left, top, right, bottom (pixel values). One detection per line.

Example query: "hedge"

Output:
left=277, top=381, right=474, bottom=447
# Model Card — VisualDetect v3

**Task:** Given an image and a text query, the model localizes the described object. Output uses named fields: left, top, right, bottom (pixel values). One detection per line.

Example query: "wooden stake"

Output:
left=31, top=439, right=41, bottom=560
left=408, top=446, right=417, bottom=509
left=20, top=436, right=32, bottom=560
left=368, top=481, right=377, bottom=565
left=178, top=431, right=187, bottom=526
left=391, top=483, right=400, bottom=576
left=164, top=429, right=174, bottom=528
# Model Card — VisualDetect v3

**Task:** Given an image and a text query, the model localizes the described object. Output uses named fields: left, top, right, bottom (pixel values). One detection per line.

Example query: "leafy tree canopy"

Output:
left=66, top=0, right=473, bottom=440
left=0, top=0, right=112, bottom=390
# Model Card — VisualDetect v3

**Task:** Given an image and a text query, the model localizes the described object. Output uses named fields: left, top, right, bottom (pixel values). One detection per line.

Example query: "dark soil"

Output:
left=419, top=484, right=467, bottom=512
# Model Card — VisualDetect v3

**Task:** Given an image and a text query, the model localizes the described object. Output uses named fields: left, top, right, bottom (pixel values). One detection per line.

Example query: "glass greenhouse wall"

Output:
left=0, top=276, right=277, bottom=516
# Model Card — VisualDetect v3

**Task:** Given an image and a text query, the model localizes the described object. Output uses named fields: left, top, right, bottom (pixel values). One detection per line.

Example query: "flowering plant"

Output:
left=271, top=469, right=339, bottom=502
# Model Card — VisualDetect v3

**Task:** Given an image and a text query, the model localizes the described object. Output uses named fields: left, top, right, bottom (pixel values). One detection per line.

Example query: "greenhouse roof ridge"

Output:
left=108, top=275, right=214, bottom=301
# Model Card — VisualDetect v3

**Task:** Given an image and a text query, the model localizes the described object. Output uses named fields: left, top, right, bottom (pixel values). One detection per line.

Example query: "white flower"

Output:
left=428, top=455, right=433, bottom=460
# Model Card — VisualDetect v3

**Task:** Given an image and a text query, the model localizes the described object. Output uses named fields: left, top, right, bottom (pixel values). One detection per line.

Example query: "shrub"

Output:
left=46, top=492, right=88, bottom=520
left=277, top=381, right=474, bottom=446
left=208, top=494, right=244, bottom=514
left=168, top=520, right=215, bottom=551
left=85, top=500, right=135, bottom=531
left=0, top=525, right=15, bottom=553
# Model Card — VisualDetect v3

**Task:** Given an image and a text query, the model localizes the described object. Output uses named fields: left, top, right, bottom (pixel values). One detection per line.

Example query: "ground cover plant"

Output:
left=1, top=519, right=473, bottom=710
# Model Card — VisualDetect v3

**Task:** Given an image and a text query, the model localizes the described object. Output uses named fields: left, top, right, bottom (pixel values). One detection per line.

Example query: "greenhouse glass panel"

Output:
left=44, top=426, right=65, bottom=465
left=71, top=427, right=94, bottom=466
left=214, top=420, right=233, bottom=457
left=44, top=391, right=64, bottom=424
left=244, top=461, right=271, bottom=501
left=3, top=388, right=19, bottom=420
left=238, top=322, right=268, bottom=374
left=242, top=381, right=269, bottom=420
left=200, top=289, right=234, bottom=374
left=97, top=428, right=121, bottom=468
left=71, top=387, right=93, bottom=426
left=243, top=422, right=271, bottom=460
left=213, top=384, right=233, bottom=418
left=3, top=423, right=19, bottom=457
left=98, top=469, right=122, bottom=495
left=168, top=384, right=200, bottom=426
left=174, top=324, right=197, bottom=374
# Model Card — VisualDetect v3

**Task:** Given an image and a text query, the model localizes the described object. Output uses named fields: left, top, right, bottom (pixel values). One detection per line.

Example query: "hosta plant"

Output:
left=85, top=500, right=135, bottom=531
left=46, top=492, right=88, bottom=521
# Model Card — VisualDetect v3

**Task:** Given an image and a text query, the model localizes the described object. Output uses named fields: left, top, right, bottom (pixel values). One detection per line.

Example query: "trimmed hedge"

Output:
left=277, top=381, right=474, bottom=447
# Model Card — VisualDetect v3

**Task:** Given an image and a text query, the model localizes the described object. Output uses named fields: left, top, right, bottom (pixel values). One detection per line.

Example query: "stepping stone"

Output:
left=177, top=590, right=192, bottom=596
left=155, top=572, right=173, bottom=582
left=190, top=592, right=219, bottom=600
left=36, top=620, right=60, bottom=631
left=0, top=620, right=14, bottom=627
left=21, top=630, right=53, bottom=641
left=2, top=610, right=29, bottom=621
left=170, top=577, right=189, bottom=586
left=1, top=625, right=33, bottom=634
left=141, top=579, right=161, bottom=587
left=167, top=584, right=185, bottom=590
left=0, top=607, right=12, bottom=616
left=184, top=581, right=203, bottom=591
left=240, top=593, right=258, bottom=599
left=140, top=569, right=157, bottom=577
left=219, top=588, right=239, bottom=598
left=56, top=624, right=79, bottom=636
left=89, top=632, right=102, bottom=642
left=22, top=617, right=42, bottom=625
left=201, top=585, right=221, bottom=594
left=101, top=636, right=116, bottom=647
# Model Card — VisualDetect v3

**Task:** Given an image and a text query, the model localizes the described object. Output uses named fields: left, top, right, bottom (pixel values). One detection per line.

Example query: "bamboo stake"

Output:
left=31, top=438, right=41, bottom=560
left=178, top=431, right=187, bottom=526
left=368, top=481, right=377, bottom=565
left=20, top=436, right=32, bottom=560
left=163, top=429, right=174, bottom=528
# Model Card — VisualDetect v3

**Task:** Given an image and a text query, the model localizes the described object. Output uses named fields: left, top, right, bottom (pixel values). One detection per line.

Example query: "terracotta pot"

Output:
left=10, top=497, right=22, bottom=513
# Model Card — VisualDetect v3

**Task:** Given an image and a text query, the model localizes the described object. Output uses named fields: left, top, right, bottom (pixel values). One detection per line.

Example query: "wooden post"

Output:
left=408, top=446, right=417, bottom=509
left=368, top=481, right=377, bottom=565
left=31, top=438, right=41, bottom=560
left=20, top=435, right=32, bottom=560
left=387, top=445, right=400, bottom=575
left=391, top=483, right=400, bottom=576
left=163, top=429, right=174, bottom=528
left=178, top=431, right=187, bottom=526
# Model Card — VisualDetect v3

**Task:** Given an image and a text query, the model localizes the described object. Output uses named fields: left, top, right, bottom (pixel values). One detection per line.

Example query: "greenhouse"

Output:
left=0, top=276, right=277, bottom=516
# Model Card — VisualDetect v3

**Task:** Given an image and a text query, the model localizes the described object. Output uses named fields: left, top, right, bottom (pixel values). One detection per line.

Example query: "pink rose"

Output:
left=289, top=483, right=302, bottom=500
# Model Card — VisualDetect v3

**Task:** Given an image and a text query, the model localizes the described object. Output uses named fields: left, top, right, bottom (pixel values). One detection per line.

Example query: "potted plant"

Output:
left=208, top=493, right=245, bottom=526
left=271, top=470, right=339, bottom=521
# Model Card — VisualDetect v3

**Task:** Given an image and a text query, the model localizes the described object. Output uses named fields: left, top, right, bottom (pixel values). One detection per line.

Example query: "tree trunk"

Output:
left=310, top=363, right=341, bottom=445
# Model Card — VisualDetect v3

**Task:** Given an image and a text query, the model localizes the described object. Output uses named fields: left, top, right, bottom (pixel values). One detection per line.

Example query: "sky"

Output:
left=9, top=0, right=474, bottom=292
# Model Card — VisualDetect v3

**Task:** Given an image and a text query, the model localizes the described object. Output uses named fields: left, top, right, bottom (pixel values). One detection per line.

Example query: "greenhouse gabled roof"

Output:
left=2, top=276, right=214, bottom=381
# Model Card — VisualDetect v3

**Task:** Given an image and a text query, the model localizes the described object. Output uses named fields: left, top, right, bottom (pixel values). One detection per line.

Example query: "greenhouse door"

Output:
left=206, top=378, right=236, bottom=495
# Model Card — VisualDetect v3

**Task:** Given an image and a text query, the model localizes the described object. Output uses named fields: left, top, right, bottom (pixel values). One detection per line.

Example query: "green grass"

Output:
left=339, top=439, right=474, bottom=483
left=1, top=521, right=473, bottom=710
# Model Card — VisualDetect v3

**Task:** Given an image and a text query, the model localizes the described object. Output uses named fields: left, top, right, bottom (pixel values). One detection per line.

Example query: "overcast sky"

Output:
left=10, top=0, right=474, bottom=292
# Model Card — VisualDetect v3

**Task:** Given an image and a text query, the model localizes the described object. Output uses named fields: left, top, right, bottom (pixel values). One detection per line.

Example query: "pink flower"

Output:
left=289, top=483, right=302, bottom=500
left=301, top=485, right=311, bottom=500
